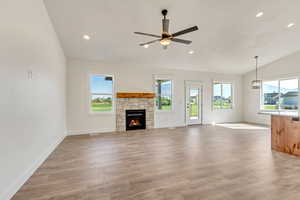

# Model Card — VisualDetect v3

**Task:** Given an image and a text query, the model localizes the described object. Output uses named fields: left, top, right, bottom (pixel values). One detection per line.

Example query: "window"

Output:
left=261, top=78, right=298, bottom=111
left=155, top=79, right=172, bottom=111
left=89, top=75, right=113, bottom=113
left=213, top=82, right=233, bottom=109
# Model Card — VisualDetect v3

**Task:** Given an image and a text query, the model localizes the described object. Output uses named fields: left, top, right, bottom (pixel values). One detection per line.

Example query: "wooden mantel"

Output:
left=117, top=92, right=155, bottom=98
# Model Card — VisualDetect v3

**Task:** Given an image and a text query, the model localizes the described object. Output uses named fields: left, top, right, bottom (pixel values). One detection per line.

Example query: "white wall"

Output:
left=0, top=0, right=66, bottom=199
left=67, top=59, right=243, bottom=135
left=243, top=51, right=300, bottom=125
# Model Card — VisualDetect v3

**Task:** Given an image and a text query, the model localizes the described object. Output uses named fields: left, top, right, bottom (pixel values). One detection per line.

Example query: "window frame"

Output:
left=154, top=77, right=174, bottom=112
left=212, top=81, right=234, bottom=110
left=260, top=77, right=299, bottom=113
left=88, top=74, right=115, bottom=115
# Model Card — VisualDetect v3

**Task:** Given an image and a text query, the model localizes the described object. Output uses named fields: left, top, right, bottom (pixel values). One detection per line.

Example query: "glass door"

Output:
left=185, top=81, right=203, bottom=125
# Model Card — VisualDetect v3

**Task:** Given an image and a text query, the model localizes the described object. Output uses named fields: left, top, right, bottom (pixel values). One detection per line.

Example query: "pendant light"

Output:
left=251, top=56, right=261, bottom=89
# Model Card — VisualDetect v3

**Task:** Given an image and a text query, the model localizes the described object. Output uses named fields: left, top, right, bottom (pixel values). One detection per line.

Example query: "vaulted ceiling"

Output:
left=44, top=0, right=300, bottom=74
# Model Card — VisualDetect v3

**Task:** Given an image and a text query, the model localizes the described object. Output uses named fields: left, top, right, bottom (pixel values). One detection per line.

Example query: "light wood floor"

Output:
left=12, top=125, right=300, bottom=200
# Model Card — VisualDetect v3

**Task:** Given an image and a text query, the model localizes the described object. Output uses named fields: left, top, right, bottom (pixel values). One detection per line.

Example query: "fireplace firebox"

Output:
left=126, top=109, right=146, bottom=131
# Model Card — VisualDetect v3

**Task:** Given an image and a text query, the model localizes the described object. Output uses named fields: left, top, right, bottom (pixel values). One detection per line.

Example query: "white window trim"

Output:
left=88, top=74, right=115, bottom=115
left=260, top=77, right=299, bottom=113
left=153, top=75, right=174, bottom=112
left=212, top=81, right=234, bottom=110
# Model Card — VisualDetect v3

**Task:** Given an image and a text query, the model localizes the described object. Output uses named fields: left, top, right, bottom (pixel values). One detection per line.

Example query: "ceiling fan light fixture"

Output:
left=134, top=9, right=198, bottom=48
left=160, top=38, right=171, bottom=46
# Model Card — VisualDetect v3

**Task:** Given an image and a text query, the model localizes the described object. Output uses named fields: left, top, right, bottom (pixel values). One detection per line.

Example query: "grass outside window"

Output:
left=90, top=75, right=114, bottom=113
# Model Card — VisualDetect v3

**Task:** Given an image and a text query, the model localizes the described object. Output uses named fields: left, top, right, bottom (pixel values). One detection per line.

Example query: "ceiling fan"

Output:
left=134, top=9, right=198, bottom=49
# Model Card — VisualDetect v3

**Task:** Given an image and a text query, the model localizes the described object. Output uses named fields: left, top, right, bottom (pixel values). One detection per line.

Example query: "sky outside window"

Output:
left=222, top=84, right=232, bottom=98
left=280, top=79, right=298, bottom=92
left=90, top=75, right=113, bottom=94
left=213, top=83, right=221, bottom=96
left=160, top=80, right=172, bottom=96
left=263, top=81, right=279, bottom=93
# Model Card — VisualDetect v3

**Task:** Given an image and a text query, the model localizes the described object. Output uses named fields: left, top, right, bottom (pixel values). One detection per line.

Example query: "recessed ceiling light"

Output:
left=143, top=44, right=149, bottom=48
left=256, top=12, right=264, bottom=18
left=188, top=50, right=194, bottom=54
left=287, top=23, right=295, bottom=28
left=83, top=34, right=91, bottom=40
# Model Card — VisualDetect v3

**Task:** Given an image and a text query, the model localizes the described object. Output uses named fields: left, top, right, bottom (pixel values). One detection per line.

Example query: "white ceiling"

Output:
left=44, top=0, right=300, bottom=74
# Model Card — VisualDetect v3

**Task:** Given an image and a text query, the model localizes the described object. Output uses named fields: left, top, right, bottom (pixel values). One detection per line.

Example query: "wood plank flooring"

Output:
left=11, top=125, right=300, bottom=200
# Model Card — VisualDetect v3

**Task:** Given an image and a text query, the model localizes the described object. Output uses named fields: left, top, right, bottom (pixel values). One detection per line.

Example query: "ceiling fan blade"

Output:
left=171, top=26, right=198, bottom=37
left=139, top=39, right=160, bottom=46
left=162, top=19, right=169, bottom=33
left=171, top=38, right=192, bottom=45
left=134, top=32, right=161, bottom=38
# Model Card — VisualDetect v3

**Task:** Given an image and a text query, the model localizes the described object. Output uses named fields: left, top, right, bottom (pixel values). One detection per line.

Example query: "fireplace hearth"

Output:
left=126, top=109, right=146, bottom=131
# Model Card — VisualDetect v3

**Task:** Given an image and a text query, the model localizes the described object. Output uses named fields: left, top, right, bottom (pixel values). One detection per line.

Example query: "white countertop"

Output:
left=258, top=111, right=299, bottom=117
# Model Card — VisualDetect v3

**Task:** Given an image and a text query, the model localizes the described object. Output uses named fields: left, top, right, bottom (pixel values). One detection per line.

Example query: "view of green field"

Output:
left=156, top=97, right=172, bottom=111
left=262, top=105, right=278, bottom=110
left=213, top=102, right=232, bottom=109
left=190, top=103, right=198, bottom=117
left=91, top=102, right=112, bottom=112
left=160, top=105, right=171, bottom=111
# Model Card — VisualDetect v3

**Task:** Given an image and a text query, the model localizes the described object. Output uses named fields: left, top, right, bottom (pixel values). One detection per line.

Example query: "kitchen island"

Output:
left=271, top=114, right=300, bottom=156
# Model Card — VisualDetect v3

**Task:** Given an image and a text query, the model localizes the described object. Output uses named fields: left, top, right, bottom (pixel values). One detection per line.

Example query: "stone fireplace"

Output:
left=116, top=93, right=155, bottom=131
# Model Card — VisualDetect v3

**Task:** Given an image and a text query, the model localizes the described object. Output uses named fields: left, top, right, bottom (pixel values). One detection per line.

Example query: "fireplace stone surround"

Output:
left=116, top=93, right=155, bottom=132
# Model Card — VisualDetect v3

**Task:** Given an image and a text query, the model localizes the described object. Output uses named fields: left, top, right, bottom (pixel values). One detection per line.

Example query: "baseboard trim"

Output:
left=68, top=125, right=191, bottom=135
left=68, top=128, right=116, bottom=135
left=155, top=124, right=186, bottom=129
left=242, top=121, right=270, bottom=127
left=1, top=134, right=65, bottom=200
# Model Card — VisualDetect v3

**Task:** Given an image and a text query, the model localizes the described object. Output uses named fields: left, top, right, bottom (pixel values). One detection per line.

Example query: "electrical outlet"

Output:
left=27, top=70, right=33, bottom=80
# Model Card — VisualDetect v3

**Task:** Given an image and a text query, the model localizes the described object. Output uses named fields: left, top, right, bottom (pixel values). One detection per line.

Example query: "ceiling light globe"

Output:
left=287, top=23, right=295, bottom=28
left=160, top=38, right=171, bottom=46
left=256, top=12, right=264, bottom=18
left=83, top=34, right=91, bottom=40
